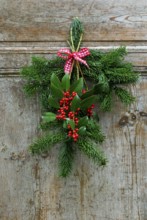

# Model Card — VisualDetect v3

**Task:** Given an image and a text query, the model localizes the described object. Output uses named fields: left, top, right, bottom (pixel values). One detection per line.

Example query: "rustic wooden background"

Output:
left=0, top=0, right=147, bottom=219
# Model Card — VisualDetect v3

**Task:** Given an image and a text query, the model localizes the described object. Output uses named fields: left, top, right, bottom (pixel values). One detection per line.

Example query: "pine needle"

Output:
left=77, top=139, right=107, bottom=166
left=58, top=142, right=75, bottom=177
left=30, top=133, right=66, bottom=154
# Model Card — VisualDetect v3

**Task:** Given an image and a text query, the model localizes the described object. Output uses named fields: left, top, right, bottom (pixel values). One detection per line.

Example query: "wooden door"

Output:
left=0, top=1, right=147, bottom=219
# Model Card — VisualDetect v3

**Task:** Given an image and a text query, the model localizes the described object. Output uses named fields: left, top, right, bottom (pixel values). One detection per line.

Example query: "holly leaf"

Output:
left=42, top=112, right=56, bottom=122
left=63, top=120, right=68, bottom=129
left=81, top=88, right=94, bottom=99
left=68, top=119, right=75, bottom=130
left=50, top=83, right=63, bottom=99
left=78, top=126, right=86, bottom=135
left=71, top=95, right=81, bottom=111
left=70, top=78, right=83, bottom=94
left=62, top=74, right=70, bottom=91
left=50, top=73, right=63, bottom=91
left=81, top=95, right=96, bottom=110
left=48, top=96, right=60, bottom=109
left=78, top=116, right=89, bottom=127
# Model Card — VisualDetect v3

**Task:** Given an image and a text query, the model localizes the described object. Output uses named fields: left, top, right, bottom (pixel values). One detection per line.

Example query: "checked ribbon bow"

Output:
left=57, top=48, right=90, bottom=74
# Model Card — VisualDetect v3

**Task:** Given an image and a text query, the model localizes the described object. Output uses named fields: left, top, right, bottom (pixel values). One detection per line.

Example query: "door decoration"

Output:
left=21, top=18, right=139, bottom=177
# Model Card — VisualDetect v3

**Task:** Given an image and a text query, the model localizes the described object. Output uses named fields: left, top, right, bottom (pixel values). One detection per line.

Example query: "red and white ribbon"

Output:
left=57, top=48, right=90, bottom=74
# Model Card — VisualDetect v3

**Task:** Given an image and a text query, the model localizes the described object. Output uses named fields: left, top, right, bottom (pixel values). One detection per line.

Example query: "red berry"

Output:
left=72, top=92, right=77, bottom=97
left=82, top=89, right=86, bottom=94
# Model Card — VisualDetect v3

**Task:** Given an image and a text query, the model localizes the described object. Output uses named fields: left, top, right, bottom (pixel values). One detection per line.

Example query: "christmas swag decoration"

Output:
left=21, top=18, right=139, bottom=177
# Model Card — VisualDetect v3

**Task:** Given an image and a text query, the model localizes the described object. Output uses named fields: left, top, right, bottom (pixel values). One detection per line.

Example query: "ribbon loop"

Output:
left=57, top=48, right=90, bottom=74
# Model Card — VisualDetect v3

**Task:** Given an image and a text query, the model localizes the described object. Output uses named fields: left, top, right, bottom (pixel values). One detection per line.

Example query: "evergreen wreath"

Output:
left=21, top=18, right=139, bottom=177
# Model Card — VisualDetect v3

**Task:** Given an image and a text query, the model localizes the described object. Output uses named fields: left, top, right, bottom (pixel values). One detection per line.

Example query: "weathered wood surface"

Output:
left=0, top=0, right=147, bottom=41
left=0, top=0, right=147, bottom=219
left=0, top=77, right=147, bottom=220
left=0, top=45, right=147, bottom=75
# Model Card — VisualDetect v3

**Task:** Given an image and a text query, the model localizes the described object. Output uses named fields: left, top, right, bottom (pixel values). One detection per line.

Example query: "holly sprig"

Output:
left=21, top=18, right=139, bottom=177
left=41, top=74, right=97, bottom=142
left=30, top=73, right=106, bottom=177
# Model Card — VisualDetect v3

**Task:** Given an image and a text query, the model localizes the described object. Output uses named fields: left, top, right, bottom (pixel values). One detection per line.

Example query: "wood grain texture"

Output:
left=1, top=0, right=147, bottom=219
left=0, top=0, right=147, bottom=41
left=0, top=78, right=41, bottom=220
left=0, top=77, right=147, bottom=220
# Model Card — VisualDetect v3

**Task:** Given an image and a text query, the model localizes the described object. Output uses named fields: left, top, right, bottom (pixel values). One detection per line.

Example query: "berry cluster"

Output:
left=68, top=128, right=79, bottom=142
left=87, top=104, right=95, bottom=117
left=67, top=110, right=80, bottom=141
left=56, top=91, right=80, bottom=141
left=56, top=90, right=95, bottom=142
left=56, top=91, right=76, bottom=120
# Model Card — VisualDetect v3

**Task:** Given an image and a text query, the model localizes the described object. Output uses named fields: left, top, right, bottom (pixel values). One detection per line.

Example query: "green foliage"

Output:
left=20, top=18, right=140, bottom=177
left=81, top=95, right=97, bottom=110
left=50, top=83, right=63, bottom=99
left=40, top=120, right=59, bottom=130
left=58, top=142, right=75, bottom=177
left=70, top=77, right=83, bottom=94
left=51, top=73, right=63, bottom=91
left=78, top=126, right=86, bottom=135
left=71, top=95, right=81, bottom=111
left=77, top=138, right=107, bottom=166
left=69, top=17, right=83, bottom=51
left=21, top=56, right=65, bottom=110
left=86, top=120, right=105, bottom=143
left=30, top=132, right=66, bottom=154
left=81, top=47, right=139, bottom=111
left=42, top=112, right=56, bottom=123
left=68, top=119, right=75, bottom=130
left=61, top=74, right=70, bottom=91
left=98, top=92, right=113, bottom=111
left=114, top=87, right=135, bottom=105
left=78, top=116, right=89, bottom=127
left=48, top=96, right=60, bottom=109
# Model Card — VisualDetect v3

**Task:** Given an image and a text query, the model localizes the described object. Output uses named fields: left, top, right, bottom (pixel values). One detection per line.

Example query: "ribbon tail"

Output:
left=64, top=58, right=73, bottom=74
left=75, top=57, right=89, bottom=68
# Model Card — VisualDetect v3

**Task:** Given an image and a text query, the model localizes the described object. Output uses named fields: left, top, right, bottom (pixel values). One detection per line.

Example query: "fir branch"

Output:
left=77, top=138, right=107, bottom=166
left=82, top=47, right=139, bottom=86
left=100, top=47, right=127, bottom=68
left=86, top=120, right=105, bottom=143
left=97, top=73, right=110, bottom=92
left=99, top=92, right=112, bottom=111
left=30, top=132, right=66, bottom=154
left=58, top=142, right=75, bottom=177
left=21, top=56, right=65, bottom=110
left=69, top=17, right=83, bottom=51
left=114, top=87, right=135, bottom=105
left=40, top=120, right=60, bottom=130
left=21, top=56, right=65, bottom=91
left=105, top=67, right=139, bottom=84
